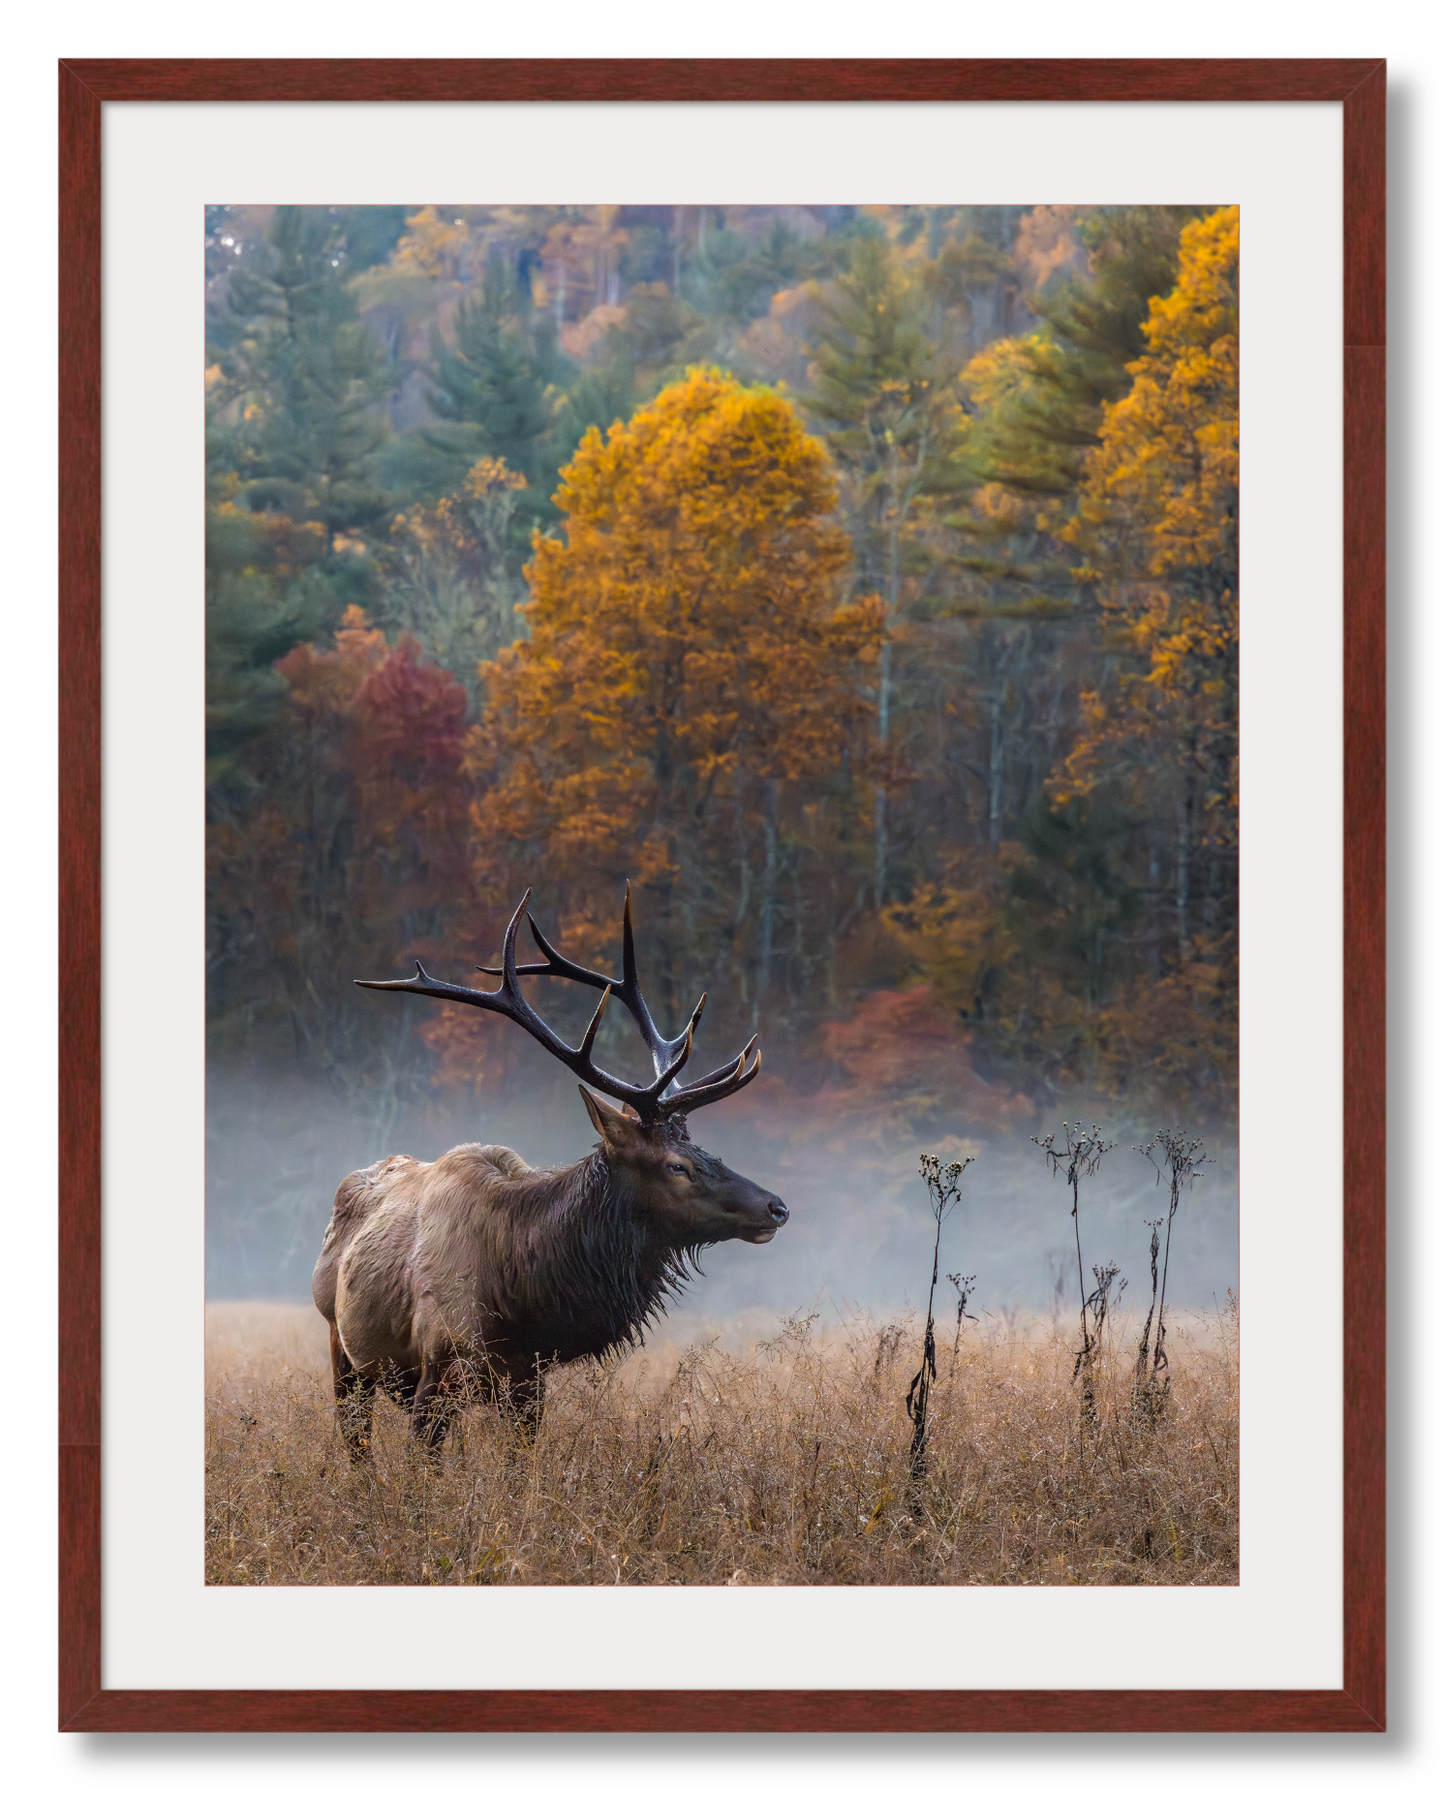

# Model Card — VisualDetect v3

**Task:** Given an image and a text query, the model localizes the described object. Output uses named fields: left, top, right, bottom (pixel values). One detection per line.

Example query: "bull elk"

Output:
left=312, top=886, right=787, bottom=1458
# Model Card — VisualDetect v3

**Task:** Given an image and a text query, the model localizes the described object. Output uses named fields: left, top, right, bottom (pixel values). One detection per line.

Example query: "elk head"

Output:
left=356, top=885, right=788, bottom=1244
left=578, top=1086, right=787, bottom=1247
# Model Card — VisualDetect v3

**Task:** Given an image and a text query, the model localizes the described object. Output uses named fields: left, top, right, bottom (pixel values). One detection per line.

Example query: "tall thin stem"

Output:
left=907, top=1153, right=974, bottom=1493
left=1032, top=1123, right=1116, bottom=1439
left=1071, top=1166, right=1087, bottom=1353
left=1137, top=1131, right=1209, bottom=1394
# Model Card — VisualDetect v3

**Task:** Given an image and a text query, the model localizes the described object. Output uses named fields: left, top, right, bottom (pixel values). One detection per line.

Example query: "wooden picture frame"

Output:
left=58, top=57, right=1386, bottom=1732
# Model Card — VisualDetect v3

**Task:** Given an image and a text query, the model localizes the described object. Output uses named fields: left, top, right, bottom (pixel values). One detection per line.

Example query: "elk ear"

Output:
left=579, top=1085, right=640, bottom=1154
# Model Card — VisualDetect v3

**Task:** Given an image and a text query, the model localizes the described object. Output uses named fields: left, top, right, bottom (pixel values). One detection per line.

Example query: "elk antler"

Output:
left=355, top=886, right=762, bottom=1127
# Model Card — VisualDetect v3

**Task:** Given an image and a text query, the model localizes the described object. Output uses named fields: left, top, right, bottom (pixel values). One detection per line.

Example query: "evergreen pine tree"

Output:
left=214, top=205, right=397, bottom=549
left=422, top=258, right=573, bottom=556
left=206, top=207, right=399, bottom=784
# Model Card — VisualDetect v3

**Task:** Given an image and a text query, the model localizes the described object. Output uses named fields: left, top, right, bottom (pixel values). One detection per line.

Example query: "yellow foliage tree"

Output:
left=1061, top=205, right=1239, bottom=913
left=391, top=205, right=473, bottom=282
left=879, top=209, right=1240, bottom=1112
left=468, top=367, right=884, bottom=1036
left=1052, top=205, right=1240, bottom=1098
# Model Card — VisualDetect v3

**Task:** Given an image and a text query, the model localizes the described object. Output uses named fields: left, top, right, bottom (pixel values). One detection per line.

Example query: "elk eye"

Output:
left=668, top=1161, right=690, bottom=1177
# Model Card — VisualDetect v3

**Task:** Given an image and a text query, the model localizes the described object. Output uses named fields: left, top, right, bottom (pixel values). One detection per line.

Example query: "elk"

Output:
left=312, top=886, right=787, bottom=1458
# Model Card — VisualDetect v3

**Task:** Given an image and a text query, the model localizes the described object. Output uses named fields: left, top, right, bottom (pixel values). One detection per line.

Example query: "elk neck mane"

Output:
left=520, top=1141, right=710, bottom=1353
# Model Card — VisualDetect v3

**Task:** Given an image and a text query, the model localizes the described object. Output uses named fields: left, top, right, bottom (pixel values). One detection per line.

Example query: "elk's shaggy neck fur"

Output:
left=520, top=1136, right=714, bottom=1354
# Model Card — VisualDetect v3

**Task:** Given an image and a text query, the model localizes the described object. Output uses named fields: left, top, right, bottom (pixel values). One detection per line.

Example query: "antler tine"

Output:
left=686, top=989, right=707, bottom=1038
left=621, top=881, right=639, bottom=992
left=476, top=907, right=609, bottom=988
left=523, top=913, right=611, bottom=989
left=355, top=960, right=507, bottom=1012
left=662, top=1043, right=763, bottom=1118
left=488, top=894, right=631, bottom=1098
left=616, top=881, right=683, bottom=1076
left=474, top=911, right=607, bottom=988
left=700, top=1032, right=758, bottom=1089
left=640, top=991, right=708, bottom=1100
left=664, top=1034, right=758, bottom=1102
left=499, top=888, right=530, bottom=996
left=578, top=984, right=611, bottom=1061
left=488, top=890, right=614, bottom=1075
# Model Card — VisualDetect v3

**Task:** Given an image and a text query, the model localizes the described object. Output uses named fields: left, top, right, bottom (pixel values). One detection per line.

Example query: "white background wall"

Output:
left=2, top=2, right=1434, bottom=1787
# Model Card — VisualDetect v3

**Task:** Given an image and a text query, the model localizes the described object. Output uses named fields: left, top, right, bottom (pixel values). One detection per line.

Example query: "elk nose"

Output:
left=767, top=1197, right=790, bottom=1225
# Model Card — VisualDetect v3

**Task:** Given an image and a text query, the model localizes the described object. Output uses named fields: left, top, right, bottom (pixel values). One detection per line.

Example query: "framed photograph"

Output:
left=59, top=58, right=1385, bottom=1731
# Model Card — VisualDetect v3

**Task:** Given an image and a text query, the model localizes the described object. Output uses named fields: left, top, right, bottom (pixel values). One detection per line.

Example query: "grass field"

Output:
left=205, top=1294, right=1238, bottom=1587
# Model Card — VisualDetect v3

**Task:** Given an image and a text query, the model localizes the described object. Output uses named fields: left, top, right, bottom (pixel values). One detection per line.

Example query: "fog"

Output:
left=207, top=1058, right=1238, bottom=1336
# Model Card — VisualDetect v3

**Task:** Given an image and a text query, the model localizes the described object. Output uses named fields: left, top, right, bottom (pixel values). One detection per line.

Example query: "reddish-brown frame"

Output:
left=58, top=58, right=1386, bottom=1733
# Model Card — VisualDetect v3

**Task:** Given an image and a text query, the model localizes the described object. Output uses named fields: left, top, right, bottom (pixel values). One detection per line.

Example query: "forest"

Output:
left=205, top=200, right=1239, bottom=1280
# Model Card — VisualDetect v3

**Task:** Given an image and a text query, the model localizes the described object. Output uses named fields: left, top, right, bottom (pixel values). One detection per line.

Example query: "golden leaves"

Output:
left=1053, top=208, right=1239, bottom=835
left=392, top=205, right=471, bottom=282
left=471, top=369, right=882, bottom=918
left=1068, top=206, right=1239, bottom=584
left=463, top=455, right=526, bottom=501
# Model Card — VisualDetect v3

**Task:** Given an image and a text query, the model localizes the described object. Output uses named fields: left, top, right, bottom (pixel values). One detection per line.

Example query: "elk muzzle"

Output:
left=737, top=1189, right=790, bottom=1245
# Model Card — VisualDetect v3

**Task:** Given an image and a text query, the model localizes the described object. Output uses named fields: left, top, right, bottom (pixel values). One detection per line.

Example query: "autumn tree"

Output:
left=1058, top=204, right=1240, bottom=1088
left=947, top=206, right=1212, bottom=671
left=469, top=368, right=884, bottom=1044
left=888, top=208, right=1239, bottom=1106
left=876, top=210, right=1171, bottom=905
left=207, top=608, right=474, bottom=1120
left=956, top=207, right=1209, bottom=516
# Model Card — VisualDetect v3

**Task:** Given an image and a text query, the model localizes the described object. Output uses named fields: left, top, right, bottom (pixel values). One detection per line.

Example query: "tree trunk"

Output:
left=753, top=781, right=779, bottom=1030
left=988, top=689, right=1005, bottom=850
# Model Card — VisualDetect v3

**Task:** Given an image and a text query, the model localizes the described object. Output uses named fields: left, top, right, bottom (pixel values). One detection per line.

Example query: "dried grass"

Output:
left=206, top=1295, right=1237, bottom=1587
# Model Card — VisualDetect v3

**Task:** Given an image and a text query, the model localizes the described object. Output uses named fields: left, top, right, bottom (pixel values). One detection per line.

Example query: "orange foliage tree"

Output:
left=465, top=368, right=885, bottom=1045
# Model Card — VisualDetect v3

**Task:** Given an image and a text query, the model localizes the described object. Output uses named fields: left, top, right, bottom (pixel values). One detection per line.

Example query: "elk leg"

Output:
left=330, top=1321, right=376, bottom=1463
left=410, top=1360, right=453, bottom=1453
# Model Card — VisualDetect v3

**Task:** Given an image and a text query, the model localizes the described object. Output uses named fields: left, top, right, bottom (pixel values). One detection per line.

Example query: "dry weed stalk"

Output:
left=946, top=1272, right=978, bottom=1373
left=1031, top=1122, right=1116, bottom=1429
left=1133, top=1129, right=1210, bottom=1420
left=905, top=1153, right=974, bottom=1493
left=1133, top=1217, right=1166, bottom=1419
